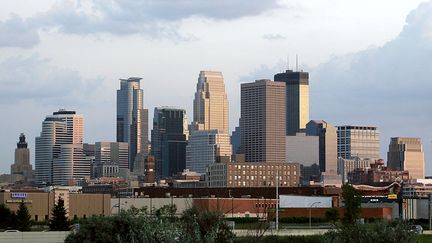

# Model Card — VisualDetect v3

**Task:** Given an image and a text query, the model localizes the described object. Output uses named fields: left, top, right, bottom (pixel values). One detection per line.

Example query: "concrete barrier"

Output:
left=234, top=228, right=330, bottom=237
left=0, top=231, right=70, bottom=243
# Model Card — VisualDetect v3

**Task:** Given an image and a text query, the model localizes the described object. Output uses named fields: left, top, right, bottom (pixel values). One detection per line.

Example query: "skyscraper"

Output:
left=306, top=120, right=338, bottom=174
left=387, top=137, right=425, bottom=180
left=274, top=70, right=309, bottom=135
left=52, top=144, right=92, bottom=185
left=94, top=142, right=128, bottom=178
left=191, top=71, right=229, bottom=133
left=35, top=110, right=84, bottom=185
left=116, top=77, right=148, bottom=171
left=10, top=133, right=33, bottom=185
left=240, top=79, right=286, bottom=163
left=186, top=130, right=232, bottom=174
left=151, top=107, right=188, bottom=179
left=337, top=125, right=380, bottom=161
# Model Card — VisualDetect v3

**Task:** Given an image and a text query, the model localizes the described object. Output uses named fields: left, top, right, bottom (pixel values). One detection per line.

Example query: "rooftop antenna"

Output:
left=287, top=55, right=290, bottom=71
left=296, top=54, right=299, bottom=71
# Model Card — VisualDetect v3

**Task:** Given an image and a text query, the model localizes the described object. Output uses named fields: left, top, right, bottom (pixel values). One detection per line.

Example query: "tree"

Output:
left=341, top=184, right=362, bottom=224
left=0, top=204, right=12, bottom=229
left=50, top=197, right=69, bottom=231
left=180, top=207, right=234, bottom=243
left=16, top=201, right=31, bottom=231
left=65, top=205, right=234, bottom=243
left=325, top=208, right=340, bottom=224
left=324, top=220, right=418, bottom=243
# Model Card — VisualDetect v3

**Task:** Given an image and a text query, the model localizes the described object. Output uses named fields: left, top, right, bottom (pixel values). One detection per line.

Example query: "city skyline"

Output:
left=0, top=1, right=431, bottom=175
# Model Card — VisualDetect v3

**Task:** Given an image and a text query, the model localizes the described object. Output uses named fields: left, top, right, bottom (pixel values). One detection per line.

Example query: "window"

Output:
left=35, top=215, right=38, bottom=221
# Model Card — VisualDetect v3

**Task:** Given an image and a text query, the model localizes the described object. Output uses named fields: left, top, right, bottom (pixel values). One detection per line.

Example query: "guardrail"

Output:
left=0, top=231, right=70, bottom=243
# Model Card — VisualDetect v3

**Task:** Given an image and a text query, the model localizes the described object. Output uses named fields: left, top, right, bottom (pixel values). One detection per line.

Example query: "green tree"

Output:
left=9, top=211, right=18, bottom=230
left=16, top=201, right=31, bottom=231
left=49, top=197, right=70, bottom=231
left=0, top=204, right=12, bottom=229
left=324, top=220, right=418, bottom=243
left=341, top=184, right=362, bottom=224
left=325, top=208, right=340, bottom=224
left=65, top=205, right=234, bottom=243
left=180, top=207, right=234, bottom=243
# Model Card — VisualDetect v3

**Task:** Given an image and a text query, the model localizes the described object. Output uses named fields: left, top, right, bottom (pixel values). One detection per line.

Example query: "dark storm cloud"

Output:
left=0, top=0, right=282, bottom=47
left=0, top=55, right=102, bottom=105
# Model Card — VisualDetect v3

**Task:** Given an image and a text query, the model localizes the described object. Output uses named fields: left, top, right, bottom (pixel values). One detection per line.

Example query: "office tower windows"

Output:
left=186, top=130, right=231, bottom=174
left=387, top=137, right=425, bottom=180
left=240, top=79, right=286, bottom=163
left=274, top=70, right=309, bottom=135
left=35, top=110, right=85, bottom=185
left=94, top=142, right=128, bottom=178
left=191, top=71, right=229, bottom=133
left=337, top=125, right=380, bottom=161
left=151, top=107, right=188, bottom=179
left=116, top=77, right=148, bottom=171
left=306, top=120, right=338, bottom=174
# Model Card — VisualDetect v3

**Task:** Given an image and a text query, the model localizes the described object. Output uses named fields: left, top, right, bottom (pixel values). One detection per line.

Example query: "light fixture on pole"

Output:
left=309, top=201, right=321, bottom=229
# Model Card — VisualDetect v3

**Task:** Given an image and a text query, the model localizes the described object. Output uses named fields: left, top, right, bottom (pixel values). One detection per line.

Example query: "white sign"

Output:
left=11, top=192, right=28, bottom=199
left=279, top=195, right=332, bottom=208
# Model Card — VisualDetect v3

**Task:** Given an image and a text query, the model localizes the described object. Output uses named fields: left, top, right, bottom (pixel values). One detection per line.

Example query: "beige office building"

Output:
left=207, top=162, right=300, bottom=188
left=240, top=80, right=286, bottom=163
left=191, top=71, right=229, bottom=133
left=0, top=190, right=110, bottom=222
left=387, top=137, right=425, bottom=180
left=306, top=120, right=338, bottom=175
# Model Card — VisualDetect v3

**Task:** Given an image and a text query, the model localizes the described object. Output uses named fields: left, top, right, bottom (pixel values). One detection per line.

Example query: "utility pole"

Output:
left=429, top=193, right=431, bottom=230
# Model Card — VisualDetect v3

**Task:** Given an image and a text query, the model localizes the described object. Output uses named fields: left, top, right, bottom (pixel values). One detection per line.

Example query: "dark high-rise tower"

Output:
left=151, top=107, right=188, bottom=179
left=116, top=77, right=148, bottom=171
left=274, top=70, right=309, bottom=135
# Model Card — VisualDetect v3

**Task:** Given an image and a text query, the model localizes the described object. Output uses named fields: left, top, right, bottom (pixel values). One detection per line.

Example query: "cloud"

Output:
left=0, top=14, right=39, bottom=48
left=0, top=0, right=282, bottom=47
left=0, top=54, right=103, bottom=105
left=240, top=1, right=432, bottom=172
left=262, top=34, right=286, bottom=40
left=0, top=54, right=114, bottom=173
left=310, top=1, right=432, bottom=170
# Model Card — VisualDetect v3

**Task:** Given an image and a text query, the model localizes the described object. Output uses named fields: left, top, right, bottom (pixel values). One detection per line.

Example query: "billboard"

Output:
left=279, top=195, right=332, bottom=208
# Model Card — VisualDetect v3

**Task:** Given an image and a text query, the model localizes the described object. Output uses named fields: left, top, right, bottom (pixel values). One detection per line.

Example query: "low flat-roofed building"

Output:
left=207, top=162, right=300, bottom=188
left=0, top=190, right=110, bottom=222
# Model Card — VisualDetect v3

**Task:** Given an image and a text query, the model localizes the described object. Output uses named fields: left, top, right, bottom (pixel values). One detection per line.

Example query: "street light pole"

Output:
left=309, top=202, right=321, bottom=229
left=276, top=167, right=279, bottom=231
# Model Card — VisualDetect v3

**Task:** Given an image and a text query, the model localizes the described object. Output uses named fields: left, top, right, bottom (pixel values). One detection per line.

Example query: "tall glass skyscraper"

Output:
left=151, top=107, right=188, bottom=179
left=274, top=70, right=310, bottom=135
left=116, top=77, right=148, bottom=171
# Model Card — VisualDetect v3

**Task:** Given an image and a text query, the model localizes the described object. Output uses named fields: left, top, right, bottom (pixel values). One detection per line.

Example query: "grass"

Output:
left=235, top=234, right=432, bottom=243
left=418, top=234, right=432, bottom=243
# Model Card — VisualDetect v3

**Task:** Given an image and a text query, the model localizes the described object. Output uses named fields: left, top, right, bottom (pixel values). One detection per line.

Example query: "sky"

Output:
left=0, top=0, right=430, bottom=175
